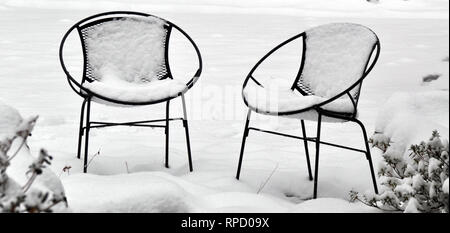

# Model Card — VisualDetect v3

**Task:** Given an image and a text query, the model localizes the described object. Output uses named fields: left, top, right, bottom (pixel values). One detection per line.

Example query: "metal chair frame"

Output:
left=59, top=11, right=202, bottom=173
left=236, top=29, right=380, bottom=199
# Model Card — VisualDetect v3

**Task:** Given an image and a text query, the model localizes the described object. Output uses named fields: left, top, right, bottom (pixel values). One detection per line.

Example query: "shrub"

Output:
left=0, top=116, right=65, bottom=212
left=350, top=131, right=449, bottom=213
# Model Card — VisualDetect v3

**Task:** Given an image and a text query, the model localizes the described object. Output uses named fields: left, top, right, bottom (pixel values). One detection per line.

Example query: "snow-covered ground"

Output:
left=0, top=0, right=448, bottom=212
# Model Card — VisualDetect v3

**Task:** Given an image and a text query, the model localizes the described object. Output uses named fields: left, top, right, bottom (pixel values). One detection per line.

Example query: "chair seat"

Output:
left=243, top=78, right=355, bottom=122
left=82, top=78, right=188, bottom=104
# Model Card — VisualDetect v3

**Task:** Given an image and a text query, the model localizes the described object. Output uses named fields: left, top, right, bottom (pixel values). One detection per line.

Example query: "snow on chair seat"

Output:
left=243, top=77, right=355, bottom=122
left=82, top=78, right=187, bottom=104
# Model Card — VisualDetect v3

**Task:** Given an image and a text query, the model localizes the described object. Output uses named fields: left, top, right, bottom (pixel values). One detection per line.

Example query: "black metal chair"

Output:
left=59, top=11, right=202, bottom=173
left=236, top=23, right=380, bottom=198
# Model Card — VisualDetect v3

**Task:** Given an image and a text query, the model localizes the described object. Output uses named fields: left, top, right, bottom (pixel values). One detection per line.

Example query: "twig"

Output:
left=7, top=136, right=27, bottom=162
left=86, top=149, right=101, bottom=169
left=257, top=163, right=279, bottom=194
left=59, top=165, right=72, bottom=178
left=22, top=173, right=38, bottom=193
left=7, top=116, right=38, bottom=162
left=353, top=194, right=401, bottom=212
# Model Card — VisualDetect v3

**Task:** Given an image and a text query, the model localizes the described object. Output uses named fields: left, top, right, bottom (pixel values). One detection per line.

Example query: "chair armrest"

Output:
left=185, top=68, right=202, bottom=90
left=243, top=32, right=306, bottom=90
left=59, top=25, right=93, bottom=98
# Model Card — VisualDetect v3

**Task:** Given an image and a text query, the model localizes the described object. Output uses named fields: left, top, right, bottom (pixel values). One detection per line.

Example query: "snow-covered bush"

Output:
left=1, top=114, right=66, bottom=212
left=351, top=131, right=449, bottom=213
left=369, top=132, right=390, bottom=153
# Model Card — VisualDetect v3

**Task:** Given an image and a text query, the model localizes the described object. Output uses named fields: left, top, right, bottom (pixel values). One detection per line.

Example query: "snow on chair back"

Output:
left=297, top=23, right=378, bottom=99
left=79, top=16, right=169, bottom=84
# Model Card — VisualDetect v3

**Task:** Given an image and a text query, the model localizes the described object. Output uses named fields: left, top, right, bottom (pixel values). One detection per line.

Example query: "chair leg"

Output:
left=301, top=120, right=313, bottom=181
left=236, top=109, right=252, bottom=180
left=354, top=119, right=379, bottom=194
left=83, top=97, right=91, bottom=173
left=313, top=113, right=322, bottom=199
left=165, top=100, right=170, bottom=168
left=181, top=94, right=193, bottom=172
left=77, top=98, right=87, bottom=159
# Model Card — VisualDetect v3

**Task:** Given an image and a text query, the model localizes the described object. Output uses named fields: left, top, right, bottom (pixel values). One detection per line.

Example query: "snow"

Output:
left=289, top=198, right=380, bottom=213
left=83, top=78, right=187, bottom=103
left=412, top=174, right=426, bottom=191
left=370, top=133, right=390, bottom=151
left=84, top=17, right=167, bottom=83
left=7, top=137, right=67, bottom=202
left=404, top=197, right=420, bottom=213
left=200, top=192, right=291, bottom=212
left=374, top=90, right=449, bottom=156
left=394, top=179, right=414, bottom=196
left=300, top=23, right=378, bottom=98
left=428, top=158, right=441, bottom=177
left=0, top=100, right=23, bottom=139
left=0, top=1, right=448, bottom=213
left=243, top=77, right=354, bottom=120
left=64, top=172, right=192, bottom=212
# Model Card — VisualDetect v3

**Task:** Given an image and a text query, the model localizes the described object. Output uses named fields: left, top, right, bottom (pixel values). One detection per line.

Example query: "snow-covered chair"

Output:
left=59, top=12, right=202, bottom=173
left=236, top=23, right=380, bottom=198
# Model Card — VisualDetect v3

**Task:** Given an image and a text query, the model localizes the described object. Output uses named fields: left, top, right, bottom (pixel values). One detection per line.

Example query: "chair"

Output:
left=235, top=23, right=380, bottom=198
left=59, top=11, right=202, bottom=173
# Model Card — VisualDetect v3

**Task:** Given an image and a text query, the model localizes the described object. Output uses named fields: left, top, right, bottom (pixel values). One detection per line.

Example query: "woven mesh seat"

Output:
left=297, top=23, right=378, bottom=101
left=79, top=17, right=170, bottom=83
